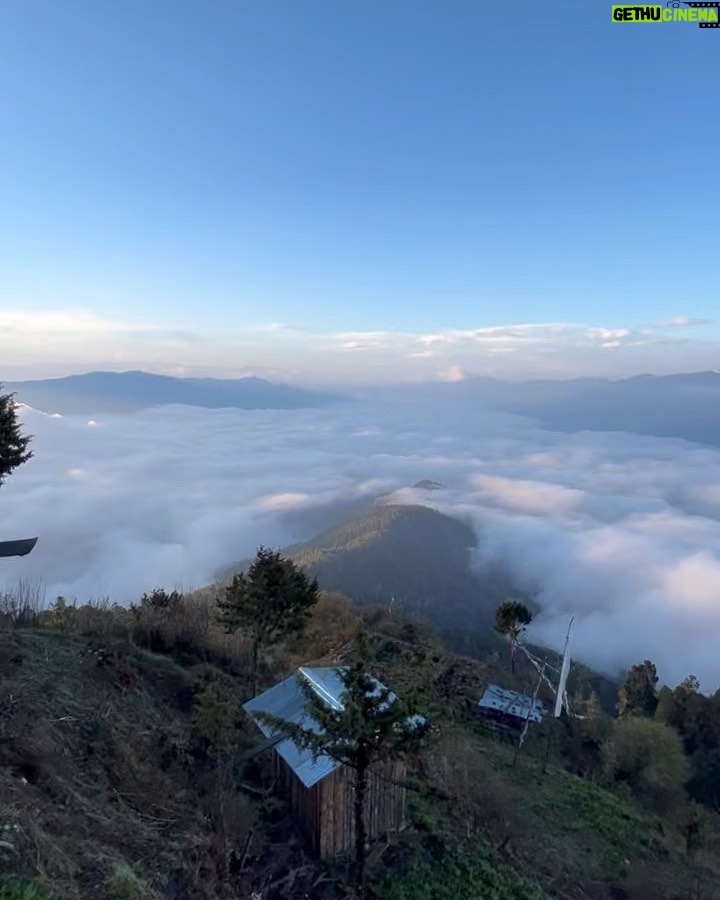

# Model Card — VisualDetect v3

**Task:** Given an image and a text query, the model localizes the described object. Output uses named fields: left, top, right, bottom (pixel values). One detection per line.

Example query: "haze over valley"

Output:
left=3, top=383, right=720, bottom=690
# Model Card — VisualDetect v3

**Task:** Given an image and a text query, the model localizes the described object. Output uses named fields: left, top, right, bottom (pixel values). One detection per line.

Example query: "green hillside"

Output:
left=226, top=503, right=514, bottom=628
left=2, top=594, right=719, bottom=900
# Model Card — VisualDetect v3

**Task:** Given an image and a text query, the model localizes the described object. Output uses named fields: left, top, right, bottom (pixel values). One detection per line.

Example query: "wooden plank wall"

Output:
left=273, top=754, right=407, bottom=860
left=272, top=753, right=323, bottom=853
left=319, top=759, right=407, bottom=860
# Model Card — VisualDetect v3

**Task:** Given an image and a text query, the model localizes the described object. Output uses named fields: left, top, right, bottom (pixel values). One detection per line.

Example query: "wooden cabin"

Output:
left=477, top=682, right=548, bottom=736
left=243, top=666, right=408, bottom=860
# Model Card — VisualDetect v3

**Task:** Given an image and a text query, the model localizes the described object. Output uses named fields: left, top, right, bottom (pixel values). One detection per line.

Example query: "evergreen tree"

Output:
left=256, top=635, right=428, bottom=894
left=618, top=660, right=659, bottom=718
left=656, top=677, right=720, bottom=811
left=0, top=384, right=32, bottom=487
left=494, top=600, right=533, bottom=674
left=217, top=546, right=319, bottom=694
left=656, top=675, right=701, bottom=747
left=134, top=587, right=183, bottom=611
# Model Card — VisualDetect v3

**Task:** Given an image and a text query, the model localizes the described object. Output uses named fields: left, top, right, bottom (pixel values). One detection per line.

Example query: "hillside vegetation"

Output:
left=2, top=582, right=719, bottom=900
left=223, top=504, right=515, bottom=629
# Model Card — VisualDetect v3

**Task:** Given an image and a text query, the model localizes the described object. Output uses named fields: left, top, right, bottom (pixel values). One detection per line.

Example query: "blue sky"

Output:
left=1, top=0, right=718, bottom=383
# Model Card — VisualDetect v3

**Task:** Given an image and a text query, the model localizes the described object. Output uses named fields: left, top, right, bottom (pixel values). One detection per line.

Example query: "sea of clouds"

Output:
left=2, top=397, right=719, bottom=690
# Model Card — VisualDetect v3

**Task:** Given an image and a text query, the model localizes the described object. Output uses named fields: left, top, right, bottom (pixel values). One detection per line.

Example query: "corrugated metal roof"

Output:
left=242, top=667, right=351, bottom=788
left=242, top=666, right=422, bottom=788
left=298, top=666, right=346, bottom=711
left=478, top=683, right=546, bottom=724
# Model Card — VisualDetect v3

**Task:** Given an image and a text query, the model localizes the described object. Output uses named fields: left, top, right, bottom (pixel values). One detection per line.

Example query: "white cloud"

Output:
left=3, top=307, right=719, bottom=384
left=337, top=341, right=372, bottom=351
left=2, top=398, right=720, bottom=690
left=247, top=323, right=307, bottom=333
left=437, top=365, right=466, bottom=382
left=0, top=309, right=137, bottom=336
left=656, top=317, right=713, bottom=329
left=257, top=492, right=313, bottom=511
left=407, top=349, right=438, bottom=359
left=585, top=328, right=631, bottom=341
left=469, top=474, right=585, bottom=516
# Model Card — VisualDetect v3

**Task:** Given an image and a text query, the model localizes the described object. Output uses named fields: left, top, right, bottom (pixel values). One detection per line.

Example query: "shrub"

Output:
left=558, top=695, right=612, bottom=779
left=299, top=590, right=359, bottom=659
left=0, top=882, right=47, bottom=900
left=192, top=677, right=240, bottom=755
left=72, top=598, right=128, bottom=638
left=134, top=588, right=183, bottom=611
left=106, top=862, right=157, bottom=900
left=373, top=839, right=547, bottom=899
left=602, top=717, right=688, bottom=812
left=0, top=581, right=44, bottom=628
left=130, top=592, right=211, bottom=660
left=47, top=597, right=75, bottom=632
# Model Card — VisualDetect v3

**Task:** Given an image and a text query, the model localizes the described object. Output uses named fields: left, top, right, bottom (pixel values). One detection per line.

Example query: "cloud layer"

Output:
left=2, top=399, right=720, bottom=690
left=1, top=308, right=718, bottom=384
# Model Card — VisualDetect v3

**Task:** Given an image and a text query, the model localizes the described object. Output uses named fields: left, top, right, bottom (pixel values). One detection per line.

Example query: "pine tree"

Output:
left=256, top=635, right=427, bottom=894
left=494, top=600, right=533, bottom=674
left=0, top=385, right=32, bottom=487
left=618, top=660, right=659, bottom=718
left=217, top=547, right=319, bottom=695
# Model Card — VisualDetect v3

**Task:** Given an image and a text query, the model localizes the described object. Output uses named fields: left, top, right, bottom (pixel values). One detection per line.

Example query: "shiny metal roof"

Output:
left=478, top=683, right=546, bottom=724
left=242, top=667, right=348, bottom=788
left=243, top=666, right=420, bottom=788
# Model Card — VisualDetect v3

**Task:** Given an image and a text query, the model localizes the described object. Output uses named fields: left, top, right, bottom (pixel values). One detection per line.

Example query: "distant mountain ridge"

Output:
left=503, top=370, right=720, bottom=445
left=8, top=369, right=719, bottom=443
left=367, top=371, right=720, bottom=446
left=4, top=370, right=345, bottom=414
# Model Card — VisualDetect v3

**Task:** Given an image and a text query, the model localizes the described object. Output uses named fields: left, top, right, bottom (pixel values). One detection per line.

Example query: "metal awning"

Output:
left=0, top=537, right=38, bottom=558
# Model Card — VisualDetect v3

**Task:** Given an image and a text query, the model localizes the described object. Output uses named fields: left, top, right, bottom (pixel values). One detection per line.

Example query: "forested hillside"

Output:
left=2, top=574, right=719, bottom=900
left=222, top=503, right=516, bottom=629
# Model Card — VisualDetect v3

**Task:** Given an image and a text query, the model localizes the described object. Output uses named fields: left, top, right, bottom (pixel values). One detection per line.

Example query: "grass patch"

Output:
left=373, top=841, right=547, bottom=900
left=412, top=721, right=714, bottom=898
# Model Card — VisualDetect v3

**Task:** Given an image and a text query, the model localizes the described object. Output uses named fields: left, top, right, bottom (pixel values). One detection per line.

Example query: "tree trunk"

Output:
left=354, top=761, right=368, bottom=897
left=216, top=752, right=230, bottom=879
left=251, top=638, right=259, bottom=697
left=509, top=640, right=515, bottom=675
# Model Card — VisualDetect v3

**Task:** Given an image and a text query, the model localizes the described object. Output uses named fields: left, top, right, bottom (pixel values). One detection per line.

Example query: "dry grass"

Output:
left=0, top=582, right=45, bottom=629
left=0, top=629, right=223, bottom=898
left=0, top=625, right=353, bottom=900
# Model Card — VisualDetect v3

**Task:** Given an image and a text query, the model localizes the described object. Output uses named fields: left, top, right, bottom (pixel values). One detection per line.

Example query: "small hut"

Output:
left=477, top=683, right=547, bottom=735
left=243, top=666, right=407, bottom=860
